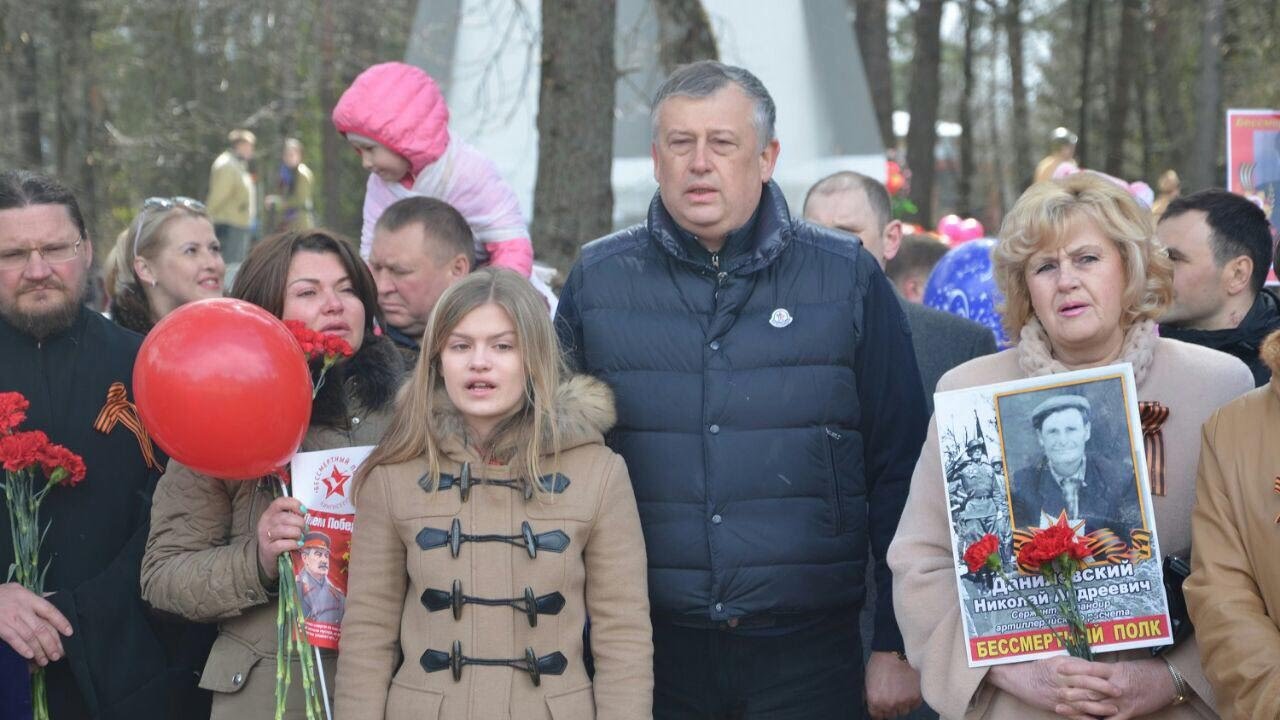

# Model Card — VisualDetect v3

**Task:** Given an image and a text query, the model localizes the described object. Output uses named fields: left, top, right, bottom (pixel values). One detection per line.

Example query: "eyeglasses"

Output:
left=132, top=196, right=207, bottom=257
left=0, top=240, right=85, bottom=270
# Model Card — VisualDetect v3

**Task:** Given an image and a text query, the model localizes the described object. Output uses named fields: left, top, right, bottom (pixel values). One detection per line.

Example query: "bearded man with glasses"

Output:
left=0, top=170, right=214, bottom=719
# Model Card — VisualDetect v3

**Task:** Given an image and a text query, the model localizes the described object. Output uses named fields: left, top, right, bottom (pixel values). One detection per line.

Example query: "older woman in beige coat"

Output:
left=889, top=174, right=1254, bottom=720
left=1185, top=330, right=1280, bottom=719
left=335, top=269, right=652, bottom=720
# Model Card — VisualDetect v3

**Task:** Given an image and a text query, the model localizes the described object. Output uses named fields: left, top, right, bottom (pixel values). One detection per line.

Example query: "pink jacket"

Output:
left=332, top=62, right=533, bottom=276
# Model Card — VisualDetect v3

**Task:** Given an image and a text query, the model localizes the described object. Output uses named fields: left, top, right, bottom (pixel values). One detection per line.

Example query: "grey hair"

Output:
left=803, top=171, right=892, bottom=232
left=650, top=60, right=776, bottom=151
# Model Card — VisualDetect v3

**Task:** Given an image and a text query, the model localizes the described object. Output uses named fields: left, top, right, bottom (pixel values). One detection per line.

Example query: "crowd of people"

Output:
left=1, top=58, right=1280, bottom=720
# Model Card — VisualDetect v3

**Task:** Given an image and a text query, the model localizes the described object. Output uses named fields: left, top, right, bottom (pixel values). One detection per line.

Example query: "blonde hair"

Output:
left=994, top=173, right=1173, bottom=339
left=357, top=268, right=565, bottom=497
left=105, top=203, right=212, bottom=333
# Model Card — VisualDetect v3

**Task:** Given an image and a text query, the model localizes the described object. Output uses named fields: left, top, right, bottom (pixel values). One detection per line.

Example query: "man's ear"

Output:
left=758, top=138, right=781, bottom=183
left=901, top=275, right=924, bottom=304
left=1223, top=255, right=1254, bottom=296
left=882, top=220, right=903, bottom=264
left=450, top=254, right=471, bottom=279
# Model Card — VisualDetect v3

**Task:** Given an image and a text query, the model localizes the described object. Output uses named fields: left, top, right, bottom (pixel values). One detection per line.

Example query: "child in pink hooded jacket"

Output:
left=332, top=62, right=534, bottom=277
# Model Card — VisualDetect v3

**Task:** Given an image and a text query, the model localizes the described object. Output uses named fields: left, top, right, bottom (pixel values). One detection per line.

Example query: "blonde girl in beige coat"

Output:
left=335, top=268, right=653, bottom=720
left=888, top=174, right=1254, bottom=720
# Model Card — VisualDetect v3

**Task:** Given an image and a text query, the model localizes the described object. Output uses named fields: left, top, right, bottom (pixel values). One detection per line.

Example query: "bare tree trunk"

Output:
left=654, top=0, right=718, bottom=73
left=906, top=0, right=944, bottom=227
left=1136, top=1, right=1154, bottom=183
left=1103, top=0, right=1140, bottom=177
left=957, top=0, right=979, bottom=217
left=1005, top=0, right=1032, bottom=189
left=318, top=0, right=343, bottom=227
left=51, top=0, right=100, bottom=236
left=531, top=0, right=616, bottom=272
left=852, top=0, right=894, bottom=149
left=13, top=20, right=42, bottom=167
left=1149, top=0, right=1184, bottom=175
left=986, top=27, right=1010, bottom=218
left=1076, top=0, right=1096, bottom=166
left=1188, top=0, right=1223, bottom=191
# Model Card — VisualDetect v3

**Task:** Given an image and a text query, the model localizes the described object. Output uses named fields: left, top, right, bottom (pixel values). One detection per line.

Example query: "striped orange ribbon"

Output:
left=93, top=382, right=160, bottom=470
left=1139, top=401, right=1169, bottom=497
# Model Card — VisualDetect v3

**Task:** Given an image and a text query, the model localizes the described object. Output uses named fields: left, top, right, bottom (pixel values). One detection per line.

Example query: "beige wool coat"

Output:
left=1185, top=331, right=1280, bottom=719
left=889, top=320, right=1254, bottom=720
left=334, top=375, right=653, bottom=720
left=141, top=340, right=403, bottom=719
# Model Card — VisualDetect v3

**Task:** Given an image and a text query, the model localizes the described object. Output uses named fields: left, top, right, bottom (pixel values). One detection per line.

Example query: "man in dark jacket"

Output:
left=556, top=62, right=928, bottom=719
left=1158, top=188, right=1280, bottom=385
left=804, top=171, right=996, bottom=720
left=0, top=170, right=212, bottom=719
left=803, top=171, right=997, bottom=414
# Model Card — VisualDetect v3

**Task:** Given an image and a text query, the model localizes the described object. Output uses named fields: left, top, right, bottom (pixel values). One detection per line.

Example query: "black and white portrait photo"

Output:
left=995, top=375, right=1145, bottom=536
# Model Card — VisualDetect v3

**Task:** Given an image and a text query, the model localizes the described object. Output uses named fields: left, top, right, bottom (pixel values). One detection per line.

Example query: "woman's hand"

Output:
left=256, top=496, right=308, bottom=580
left=986, top=656, right=1119, bottom=720
left=1078, top=659, right=1178, bottom=720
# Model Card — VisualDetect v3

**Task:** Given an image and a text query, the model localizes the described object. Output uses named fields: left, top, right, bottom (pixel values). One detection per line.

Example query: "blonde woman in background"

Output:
left=105, top=196, right=224, bottom=334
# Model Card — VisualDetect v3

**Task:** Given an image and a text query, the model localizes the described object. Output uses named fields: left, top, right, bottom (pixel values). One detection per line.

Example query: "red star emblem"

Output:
left=322, top=466, right=350, bottom=499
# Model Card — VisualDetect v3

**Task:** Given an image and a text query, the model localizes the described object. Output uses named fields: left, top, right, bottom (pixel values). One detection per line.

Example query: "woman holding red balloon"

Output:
left=140, top=229, right=405, bottom=718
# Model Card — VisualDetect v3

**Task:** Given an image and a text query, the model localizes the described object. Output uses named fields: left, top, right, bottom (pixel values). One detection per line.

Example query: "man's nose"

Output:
left=690, top=140, right=711, bottom=173
left=22, top=251, right=53, bottom=280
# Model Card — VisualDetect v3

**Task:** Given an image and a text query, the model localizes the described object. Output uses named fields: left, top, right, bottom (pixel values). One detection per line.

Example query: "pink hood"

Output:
left=331, top=62, right=451, bottom=184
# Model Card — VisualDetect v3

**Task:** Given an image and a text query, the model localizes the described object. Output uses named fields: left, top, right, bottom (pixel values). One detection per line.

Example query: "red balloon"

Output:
left=134, top=298, right=313, bottom=480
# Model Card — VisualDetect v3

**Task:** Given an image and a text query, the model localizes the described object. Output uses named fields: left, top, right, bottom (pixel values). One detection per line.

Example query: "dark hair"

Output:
left=374, top=196, right=476, bottom=269
left=231, top=229, right=380, bottom=334
left=1161, top=189, right=1273, bottom=294
left=651, top=60, right=776, bottom=151
left=0, top=170, right=88, bottom=240
left=803, top=171, right=891, bottom=232
left=886, top=234, right=949, bottom=284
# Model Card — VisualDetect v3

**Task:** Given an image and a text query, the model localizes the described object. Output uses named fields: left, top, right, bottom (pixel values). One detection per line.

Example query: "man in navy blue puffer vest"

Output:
left=556, top=61, right=929, bottom=719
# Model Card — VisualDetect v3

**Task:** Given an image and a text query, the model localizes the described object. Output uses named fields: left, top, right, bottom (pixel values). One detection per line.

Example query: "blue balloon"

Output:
left=924, top=238, right=1009, bottom=347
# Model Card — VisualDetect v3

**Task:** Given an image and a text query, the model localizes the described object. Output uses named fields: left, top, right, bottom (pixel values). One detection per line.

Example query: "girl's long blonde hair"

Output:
left=357, top=268, right=564, bottom=496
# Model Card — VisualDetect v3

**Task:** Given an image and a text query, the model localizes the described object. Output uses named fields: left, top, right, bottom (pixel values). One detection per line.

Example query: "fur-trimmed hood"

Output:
left=311, top=332, right=406, bottom=429
left=429, top=374, right=616, bottom=461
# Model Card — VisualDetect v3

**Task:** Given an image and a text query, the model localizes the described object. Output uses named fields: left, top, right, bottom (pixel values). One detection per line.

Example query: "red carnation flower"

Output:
left=322, top=334, right=354, bottom=359
left=0, top=430, right=49, bottom=473
left=38, top=443, right=87, bottom=487
left=1017, top=516, right=1090, bottom=574
left=963, top=534, right=1001, bottom=574
left=0, top=392, right=29, bottom=434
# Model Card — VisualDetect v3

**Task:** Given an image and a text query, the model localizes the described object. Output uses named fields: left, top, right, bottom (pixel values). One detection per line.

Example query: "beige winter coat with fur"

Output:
left=889, top=320, right=1254, bottom=720
left=1184, top=330, right=1280, bottom=719
left=334, top=375, right=653, bottom=720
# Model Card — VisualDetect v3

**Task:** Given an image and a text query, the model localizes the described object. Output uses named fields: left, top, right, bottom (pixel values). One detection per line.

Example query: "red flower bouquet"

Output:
left=0, top=392, right=87, bottom=720
left=964, top=515, right=1094, bottom=660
